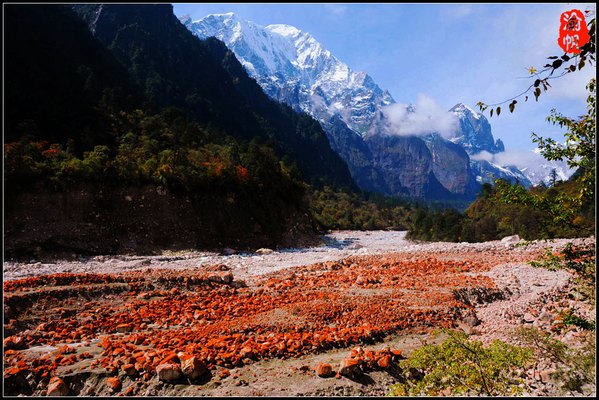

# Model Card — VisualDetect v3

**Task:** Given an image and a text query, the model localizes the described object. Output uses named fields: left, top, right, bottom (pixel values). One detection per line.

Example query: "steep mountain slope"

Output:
left=72, top=4, right=354, bottom=189
left=4, top=5, right=141, bottom=152
left=182, top=13, right=394, bottom=136
left=5, top=4, right=363, bottom=257
left=184, top=12, right=550, bottom=200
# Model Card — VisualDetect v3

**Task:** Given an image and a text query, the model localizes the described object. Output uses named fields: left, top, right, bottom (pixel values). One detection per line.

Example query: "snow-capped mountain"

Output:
left=449, top=104, right=573, bottom=186
left=181, top=13, right=394, bottom=136
left=522, top=148, right=572, bottom=185
left=449, top=103, right=504, bottom=154
left=180, top=12, right=567, bottom=198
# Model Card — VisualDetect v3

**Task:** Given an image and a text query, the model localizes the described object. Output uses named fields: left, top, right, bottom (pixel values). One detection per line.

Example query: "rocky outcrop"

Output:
left=322, top=115, right=390, bottom=194
left=449, top=103, right=504, bottom=155
left=424, top=134, right=478, bottom=196
left=366, top=135, right=453, bottom=199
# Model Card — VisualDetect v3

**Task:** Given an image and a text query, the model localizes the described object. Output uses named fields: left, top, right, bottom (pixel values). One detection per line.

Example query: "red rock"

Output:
left=159, top=353, right=179, bottom=365
left=47, top=377, right=69, bottom=396
left=239, top=346, right=254, bottom=359
left=112, top=347, right=124, bottom=356
left=315, top=363, right=333, bottom=378
left=377, top=355, right=392, bottom=369
left=338, top=358, right=361, bottom=377
left=122, top=364, right=136, bottom=376
left=219, top=369, right=230, bottom=379
left=350, top=346, right=364, bottom=358
left=3, top=367, right=22, bottom=377
left=391, top=349, right=403, bottom=358
left=3, top=337, right=15, bottom=350
left=106, top=377, right=122, bottom=392
left=156, top=363, right=182, bottom=381
left=180, top=356, right=207, bottom=380
left=116, top=324, right=133, bottom=333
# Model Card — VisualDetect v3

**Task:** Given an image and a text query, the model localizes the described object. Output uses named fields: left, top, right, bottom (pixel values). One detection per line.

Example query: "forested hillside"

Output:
left=4, top=4, right=356, bottom=257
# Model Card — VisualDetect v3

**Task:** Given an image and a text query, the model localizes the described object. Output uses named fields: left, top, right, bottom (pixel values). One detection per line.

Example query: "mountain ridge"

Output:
left=186, top=12, right=563, bottom=199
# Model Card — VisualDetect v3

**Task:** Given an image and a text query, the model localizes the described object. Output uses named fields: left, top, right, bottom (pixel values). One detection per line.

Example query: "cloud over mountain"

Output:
left=381, top=94, right=459, bottom=138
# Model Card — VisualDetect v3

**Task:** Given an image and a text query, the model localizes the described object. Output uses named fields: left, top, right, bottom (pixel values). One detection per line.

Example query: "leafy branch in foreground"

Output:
left=387, top=329, right=532, bottom=396
left=532, top=78, right=596, bottom=205
left=477, top=11, right=595, bottom=116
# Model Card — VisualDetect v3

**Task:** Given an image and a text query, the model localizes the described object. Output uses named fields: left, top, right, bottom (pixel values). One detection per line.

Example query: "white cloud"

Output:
left=440, top=4, right=476, bottom=20
left=325, top=4, right=347, bottom=16
left=381, top=94, right=459, bottom=138
left=471, top=148, right=574, bottom=184
left=471, top=150, right=494, bottom=162
left=473, top=148, right=548, bottom=168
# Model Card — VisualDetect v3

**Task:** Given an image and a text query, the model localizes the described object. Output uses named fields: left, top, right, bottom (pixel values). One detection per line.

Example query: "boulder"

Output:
left=47, top=377, right=69, bottom=396
left=156, top=363, right=182, bottom=381
left=501, top=235, right=521, bottom=244
left=255, top=248, right=274, bottom=255
left=338, top=358, right=361, bottom=377
left=315, top=363, right=333, bottom=377
left=180, top=355, right=207, bottom=380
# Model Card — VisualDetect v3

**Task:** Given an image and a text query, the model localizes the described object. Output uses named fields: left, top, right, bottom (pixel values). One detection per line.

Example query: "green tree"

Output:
left=532, top=78, right=596, bottom=204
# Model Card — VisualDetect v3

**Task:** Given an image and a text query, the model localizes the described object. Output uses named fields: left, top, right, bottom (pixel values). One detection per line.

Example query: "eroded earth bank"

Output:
left=3, top=231, right=595, bottom=396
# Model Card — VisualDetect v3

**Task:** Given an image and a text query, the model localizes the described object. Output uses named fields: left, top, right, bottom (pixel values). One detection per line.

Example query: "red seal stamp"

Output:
left=558, top=9, right=590, bottom=54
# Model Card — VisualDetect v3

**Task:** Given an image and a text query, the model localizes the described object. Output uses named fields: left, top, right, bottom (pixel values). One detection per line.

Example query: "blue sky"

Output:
left=173, top=3, right=595, bottom=154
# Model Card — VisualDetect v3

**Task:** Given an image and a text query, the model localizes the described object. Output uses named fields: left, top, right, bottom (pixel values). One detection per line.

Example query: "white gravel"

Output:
left=472, top=262, right=572, bottom=345
left=3, top=231, right=594, bottom=282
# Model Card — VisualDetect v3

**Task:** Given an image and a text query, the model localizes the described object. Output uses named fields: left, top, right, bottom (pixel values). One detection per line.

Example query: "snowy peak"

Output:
left=450, top=103, right=482, bottom=120
left=183, top=13, right=395, bottom=134
left=266, top=24, right=302, bottom=38
left=449, top=102, right=502, bottom=155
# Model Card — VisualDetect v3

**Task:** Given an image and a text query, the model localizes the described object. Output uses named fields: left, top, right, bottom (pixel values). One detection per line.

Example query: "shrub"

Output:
left=515, top=326, right=596, bottom=393
left=387, top=330, right=532, bottom=396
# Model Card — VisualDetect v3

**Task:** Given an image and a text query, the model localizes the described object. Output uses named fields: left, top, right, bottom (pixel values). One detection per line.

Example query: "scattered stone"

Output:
left=239, top=346, right=254, bottom=359
left=523, top=313, right=535, bottom=323
left=255, top=248, right=274, bottom=255
left=47, top=377, right=69, bottom=396
left=180, top=355, right=207, bottom=380
left=315, top=363, right=333, bottom=378
left=3, top=336, right=25, bottom=350
left=106, top=377, right=122, bottom=392
left=540, top=368, right=556, bottom=383
left=122, top=364, right=136, bottom=376
left=156, top=363, right=182, bottom=381
left=207, top=271, right=233, bottom=284
left=338, top=358, right=361, bottom=377
left=219, top=369, right=231, bottom=379
left=116, top=323, right=133, bottom=333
